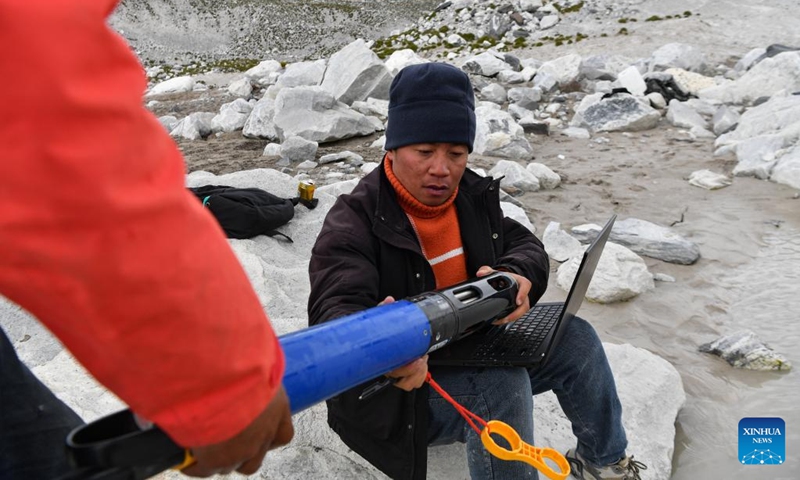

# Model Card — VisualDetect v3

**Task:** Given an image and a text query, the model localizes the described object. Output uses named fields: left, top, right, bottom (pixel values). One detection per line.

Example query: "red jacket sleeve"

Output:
left=0, top=0, right=284, bottom=447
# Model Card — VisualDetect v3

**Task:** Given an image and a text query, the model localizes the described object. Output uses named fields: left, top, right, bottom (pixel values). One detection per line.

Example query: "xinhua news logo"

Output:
left=739, top=417, right=785, bottom=465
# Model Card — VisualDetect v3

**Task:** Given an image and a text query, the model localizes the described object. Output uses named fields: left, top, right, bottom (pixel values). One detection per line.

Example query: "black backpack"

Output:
left=189, top=185, right=296, bottom=242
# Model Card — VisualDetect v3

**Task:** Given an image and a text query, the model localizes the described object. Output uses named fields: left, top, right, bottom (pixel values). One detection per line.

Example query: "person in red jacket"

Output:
left=0, top=1, right=293, bottom=478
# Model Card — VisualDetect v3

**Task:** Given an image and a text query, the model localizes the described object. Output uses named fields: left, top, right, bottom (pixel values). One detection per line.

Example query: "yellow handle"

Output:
left=173, top=449, right=196, bottom=470
left=480, top=420, right=570, bottom=480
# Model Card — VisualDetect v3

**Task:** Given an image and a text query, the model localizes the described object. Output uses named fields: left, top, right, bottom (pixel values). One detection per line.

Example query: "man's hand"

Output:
left=385, top=355, right=429, bottom=391
left=379, top=296, right=429, bottom=391
left=182, top=386, right=294, bottom=477
left=476, top=266, right=532, bottom=325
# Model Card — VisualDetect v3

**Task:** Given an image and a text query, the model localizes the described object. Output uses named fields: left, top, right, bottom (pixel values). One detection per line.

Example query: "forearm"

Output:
left=0, top=0, right=284, bottom=447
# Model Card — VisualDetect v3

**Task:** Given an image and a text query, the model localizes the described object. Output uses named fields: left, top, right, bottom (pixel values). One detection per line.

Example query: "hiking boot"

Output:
left=565, top=449, right=647, bottom=480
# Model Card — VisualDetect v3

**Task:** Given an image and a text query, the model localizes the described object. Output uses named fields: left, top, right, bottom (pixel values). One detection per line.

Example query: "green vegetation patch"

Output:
left=371, top=27, right=424, bottom=59
left=620, top=11, right=693, bottom=25
left=144, top=56, right=260, bottom=83
left=213, top=58, right=261, bottom=72
left=554, top=1, right=584, bottom=14
left=471, top=34, right=499, bottom=49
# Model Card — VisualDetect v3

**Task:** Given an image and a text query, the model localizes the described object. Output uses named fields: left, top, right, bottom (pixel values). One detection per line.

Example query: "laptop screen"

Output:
left=549, top=214, right=617, bottom=350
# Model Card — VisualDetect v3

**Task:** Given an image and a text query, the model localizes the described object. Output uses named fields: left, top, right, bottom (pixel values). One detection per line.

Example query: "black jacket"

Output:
left=307, top=163, right=549, bottom=479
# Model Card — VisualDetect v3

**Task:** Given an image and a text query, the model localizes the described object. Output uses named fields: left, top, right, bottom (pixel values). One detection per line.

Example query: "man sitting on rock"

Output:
left=307, top=62, right=646, bottom=480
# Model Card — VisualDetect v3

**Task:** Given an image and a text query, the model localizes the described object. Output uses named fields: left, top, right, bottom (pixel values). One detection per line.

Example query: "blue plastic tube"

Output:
left=279, top=300, right=432, bottom=413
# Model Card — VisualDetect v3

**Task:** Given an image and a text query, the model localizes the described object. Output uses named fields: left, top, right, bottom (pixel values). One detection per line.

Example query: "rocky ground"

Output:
left=149, top=82, right=787, bottom=233
left=141, top=0, right=800, bottom=187
left=146, top=88, right=368, bottom=175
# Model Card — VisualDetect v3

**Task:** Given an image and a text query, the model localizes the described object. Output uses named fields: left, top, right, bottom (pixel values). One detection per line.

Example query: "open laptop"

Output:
left=429, top=214, right=616, bottom=368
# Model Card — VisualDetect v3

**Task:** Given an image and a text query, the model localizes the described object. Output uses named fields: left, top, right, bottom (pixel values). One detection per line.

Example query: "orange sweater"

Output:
left=385, top=159, right=468, bottom=288
left=0, top=0, right=283, bottom=447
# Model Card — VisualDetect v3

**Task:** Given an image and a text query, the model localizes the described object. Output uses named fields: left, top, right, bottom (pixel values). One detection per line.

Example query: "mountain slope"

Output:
left=110, top=0, right=440, bottom=64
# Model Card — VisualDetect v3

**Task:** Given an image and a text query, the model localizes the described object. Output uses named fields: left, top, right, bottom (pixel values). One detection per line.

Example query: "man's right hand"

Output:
left=181, top=385, right=294, bottom=477
left=378, top=295, right=429, bottom=391
left=386, top=356, right=429, bottom=391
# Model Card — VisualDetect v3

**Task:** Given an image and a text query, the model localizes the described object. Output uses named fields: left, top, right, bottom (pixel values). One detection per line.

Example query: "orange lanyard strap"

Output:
left=425, top=373, right=571, bottom=480
left=425, top=373, right=489, bottom=436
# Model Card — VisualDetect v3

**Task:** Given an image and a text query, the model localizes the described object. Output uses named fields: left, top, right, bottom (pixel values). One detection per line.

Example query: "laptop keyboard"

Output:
left=473, top=303, right=564, bottom=360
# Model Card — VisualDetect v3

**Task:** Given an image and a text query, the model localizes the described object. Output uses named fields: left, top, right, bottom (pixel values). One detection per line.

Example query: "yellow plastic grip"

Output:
left=173, top=449, right=196, bottom=470
left=480, top=420, right=570, bottom=480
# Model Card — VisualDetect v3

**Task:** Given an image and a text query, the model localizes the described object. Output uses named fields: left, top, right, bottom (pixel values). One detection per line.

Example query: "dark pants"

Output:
left=1, top=328, right=84, bottom=479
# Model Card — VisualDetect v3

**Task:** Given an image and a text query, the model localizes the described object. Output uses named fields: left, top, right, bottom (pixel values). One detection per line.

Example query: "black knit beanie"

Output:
left=385, top=62, right=476, bottom=152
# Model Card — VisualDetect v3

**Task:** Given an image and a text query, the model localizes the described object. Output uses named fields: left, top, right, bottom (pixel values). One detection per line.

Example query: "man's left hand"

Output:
left=475, top=266, right=532, bottom=325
